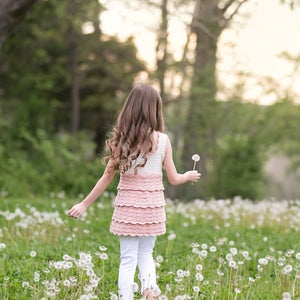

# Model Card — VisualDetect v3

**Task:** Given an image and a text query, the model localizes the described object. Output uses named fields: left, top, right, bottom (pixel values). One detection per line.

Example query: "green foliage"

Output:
left=0, top=128, right=118, bottom=197
left=0, top=0, right=145, bottom=150
left=208, top=135, right=265, bottom=200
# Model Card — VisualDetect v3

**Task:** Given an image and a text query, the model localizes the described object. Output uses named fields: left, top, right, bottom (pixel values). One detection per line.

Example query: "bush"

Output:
left=0, top=129, right=118, bottom=197
left=207, top=135, right=265, bottom=200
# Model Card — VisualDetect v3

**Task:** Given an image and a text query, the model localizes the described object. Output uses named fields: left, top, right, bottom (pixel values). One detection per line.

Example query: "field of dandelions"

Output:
left=1, top=193, right=300, bottom=300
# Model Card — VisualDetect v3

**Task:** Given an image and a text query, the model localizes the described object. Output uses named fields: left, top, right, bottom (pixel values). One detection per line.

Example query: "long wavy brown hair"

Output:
left=103, top=85, right=165, bottom=174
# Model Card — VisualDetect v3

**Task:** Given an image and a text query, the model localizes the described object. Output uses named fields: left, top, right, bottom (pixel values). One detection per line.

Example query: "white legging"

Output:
left=118, top=235, right=161, bottom=300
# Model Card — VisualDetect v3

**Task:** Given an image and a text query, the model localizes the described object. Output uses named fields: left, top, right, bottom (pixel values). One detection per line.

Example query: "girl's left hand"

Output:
left=68, top=203, right=87, bottom=219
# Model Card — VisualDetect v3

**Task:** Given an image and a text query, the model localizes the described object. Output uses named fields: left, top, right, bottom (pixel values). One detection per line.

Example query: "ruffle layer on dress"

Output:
left=115, top=190, right=165, bottom=208
left=112, top=206, right=166, bottom=224
left=117, top=173, right=164, bottom=191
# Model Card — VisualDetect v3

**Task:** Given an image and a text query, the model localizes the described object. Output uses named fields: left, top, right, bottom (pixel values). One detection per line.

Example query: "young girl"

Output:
left=68, top=85, right=201, bottom=300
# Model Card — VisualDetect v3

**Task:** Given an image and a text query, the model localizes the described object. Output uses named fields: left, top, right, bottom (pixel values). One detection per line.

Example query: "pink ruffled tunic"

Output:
left=110, top=132, right=168, bottom=236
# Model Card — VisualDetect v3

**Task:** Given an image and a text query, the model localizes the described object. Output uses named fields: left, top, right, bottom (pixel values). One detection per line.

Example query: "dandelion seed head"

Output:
left=195, top=272, right=204, bottom=281
left=229, top=260, right=237, bottom=269
left=22, top=281, right=29, bottom=288
left=258, top=258, right=268, bottom=265
left=168, top=232, right=176, bottom=240
left=156, top=255, right=163, bottom=263
left=282, top=264, right=293, bottom=275
left=30, top=250, right=37, bottom=257
left=99, top=253, right=108, bottom=260
left=282, top=292, right=292, bottom=300
left=209, top=246, right=217, bottom=252
left=199, top=250, right=208, bottom=258
left=201, top=243, right=208, bottom=250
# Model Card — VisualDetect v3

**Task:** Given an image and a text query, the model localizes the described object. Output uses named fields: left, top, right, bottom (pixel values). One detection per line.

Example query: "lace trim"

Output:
left=110, top=221, right=166, bottom=236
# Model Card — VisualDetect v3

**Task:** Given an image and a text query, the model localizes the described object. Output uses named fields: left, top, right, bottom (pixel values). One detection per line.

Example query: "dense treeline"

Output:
left=0, top=0, right=299, bottom=200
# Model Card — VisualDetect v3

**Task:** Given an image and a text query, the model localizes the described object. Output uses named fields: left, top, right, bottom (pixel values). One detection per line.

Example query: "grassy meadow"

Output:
left=1, top=194, right=300, bottom=300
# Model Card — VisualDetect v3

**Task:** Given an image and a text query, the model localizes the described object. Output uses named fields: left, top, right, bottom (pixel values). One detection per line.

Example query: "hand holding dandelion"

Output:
left=191, top=154, right=201, bottom=185
left=192, top=154, right=200, bottom=170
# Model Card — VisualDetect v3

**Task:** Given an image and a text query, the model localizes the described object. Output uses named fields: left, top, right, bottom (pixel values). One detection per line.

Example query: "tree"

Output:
left=0, top=0, right=145, bottom=153
left=0, top=0, right=38, bottom=49
left=179, top=0, right=249, bottom=198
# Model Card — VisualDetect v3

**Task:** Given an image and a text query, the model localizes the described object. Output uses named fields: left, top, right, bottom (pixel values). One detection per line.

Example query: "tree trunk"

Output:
left=155, top=0, right=168, bottom=102
left=181, top=0, right=248, bottom=199
left=0, top=0, right=38, bottom=48
left=67, top=1, right=80, bottom=135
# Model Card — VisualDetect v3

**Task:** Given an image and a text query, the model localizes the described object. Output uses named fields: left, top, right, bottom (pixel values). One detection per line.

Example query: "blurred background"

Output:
left=0, top=0, right=299, bottom=200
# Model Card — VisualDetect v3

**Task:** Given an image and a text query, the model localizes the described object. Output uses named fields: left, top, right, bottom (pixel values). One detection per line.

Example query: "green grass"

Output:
left=1, top=195, right=300, bottom=299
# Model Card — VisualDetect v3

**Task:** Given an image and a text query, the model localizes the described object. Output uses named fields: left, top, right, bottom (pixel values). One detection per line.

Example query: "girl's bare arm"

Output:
left=68, top=161, right=115, bottom=219
left=163, top=137, right=201, bottom=185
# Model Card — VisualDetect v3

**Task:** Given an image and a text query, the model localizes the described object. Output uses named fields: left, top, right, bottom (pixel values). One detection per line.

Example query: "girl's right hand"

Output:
left=185, top=170, right=201, bottom=183
left=68, top=202, right=87, bottom=219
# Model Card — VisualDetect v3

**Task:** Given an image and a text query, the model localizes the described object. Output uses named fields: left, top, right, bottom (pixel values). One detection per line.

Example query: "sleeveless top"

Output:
left=110, top=132, right=168, bottom=236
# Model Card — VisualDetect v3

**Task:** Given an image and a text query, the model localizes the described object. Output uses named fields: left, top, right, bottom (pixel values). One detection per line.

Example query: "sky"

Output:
left=99, top=0, right=300, bottom=104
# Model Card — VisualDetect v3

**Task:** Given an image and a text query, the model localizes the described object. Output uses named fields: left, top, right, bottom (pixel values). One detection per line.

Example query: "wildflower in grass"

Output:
left=177, top=269, right=184, bottom=278
left=228, top=260, right=237, bottom=269
left=249, top=277, right=255, bottom=283
left=53, top=261, right=63, bottom=269
left=99, top=245, right=107, bottom=251
left=201, top=243, right=208, bottom=250
left=209, top=246, right=217, bottom=252
left=63, top=261, right=73, bottom=269
left=110, top=293, right=118, bottom=300
left=100, top=252, right=108, bottom=260
left=229, top=240, right=235, bottom=246
left=278, top=257, right=286, bottom=266
left=156, top=255, right=164, bottom=263
left=196, top=264, right=203, bottom=271
left=0, top=243, right=6, bottom=250
left=258, top=258, right=268, bottom=265
left=193, top=286, right=200, bottom=293
left=199, top=249, right=208, bottom=258
left=282, top=292, right=292, bottom=300
left=79, top=295, right=89, bottom=300
left=168, top=232, right=176, bottom=240
left=230, top=247, right=238, bottom=255
left=34, top=271, right=40, bottom=282
left=226, top=253, right=233, bottom=261
left=192, top=247, right=200, bottom=254
left=263, top=236, right=268, bottom=242
left=63, top=254, right=71, bottom=261
left=30, top=250, right=37, bottom=257
left=282, top=264, right=293, bottom=275
left=217, top=269, right=224, bottom=276
left=132, top=282, right=139, bottom=292
left=22, top=281, right=29, bottom=288
left=195, top=272, right=204, bottom=281
left=63, top=279, right=71, bottom=287
left=46, top=291, right=56, bottom=297
left=286, top=249, right=294, bottom=257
